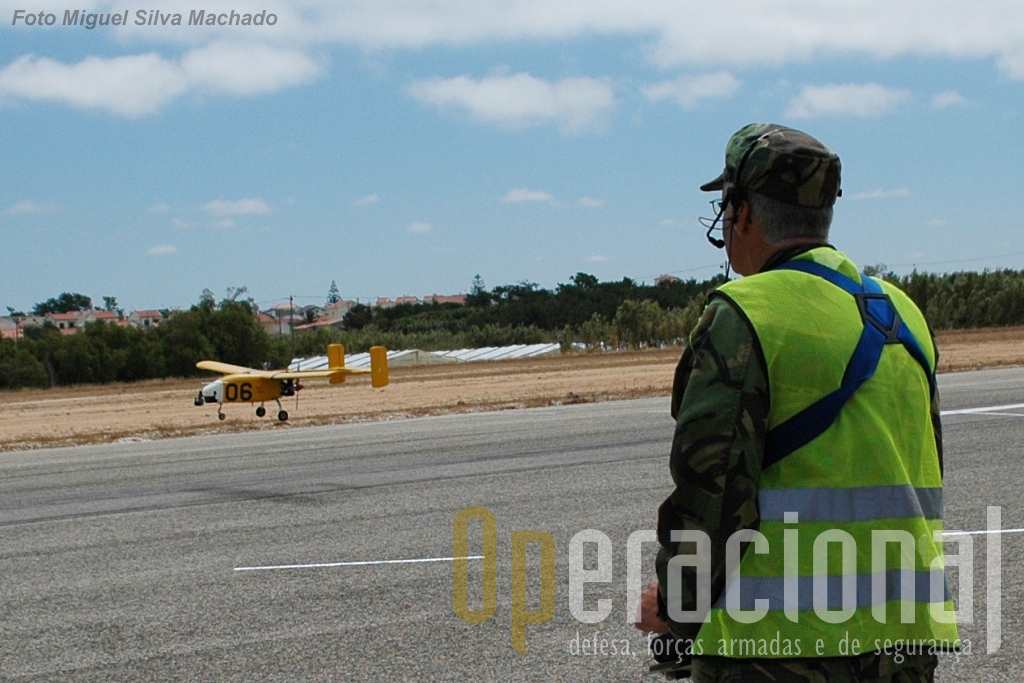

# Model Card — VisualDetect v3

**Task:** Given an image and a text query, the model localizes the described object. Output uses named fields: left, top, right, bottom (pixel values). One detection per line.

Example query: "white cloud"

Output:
left=0, top=53, right=186, bottom=117
left=407, top=72, right=614, bottom=134
left=104, top=2, right=1024, bottom=81
left=353, top=193, right=380, bottom=206
left=642, top=71, right=741, bottom=109
left=635, top=3, right=1024, bottom=81
left=408, top=221, right=433, bottom=233
left=7, top=200, right=55, bottom=215
left=180, top=41, right=322, bottom=96
left=203, top=198, right=272, bottom=216
left=212, top=219, right=237, bottom=229
left=997, top=50, right=1024, bottom=80
left=0, top=43, right=321, bottom=117
left=927, top=218, right=948, bottom=226
left=583, top=254, right=609, bottom=263
left=173, top=218, right=192, bottom=229
left=147, top=244, right=178, bottom=256
left=502, top=187, right=554, bottom=204
left=175, top=1, right=1022, bottom=82
left=149, top=203, right=171, bottom=213
left=578, top=197, right=606, bottom=208
left=850, top=188, right=912, bottom=200
left=932, top=90, right=970, bottom=109
left=5, top=1, right=1024, bottom=123
left=3, top=2, right=1023, bottom=123
left=786, top=83, right=911, bottom=119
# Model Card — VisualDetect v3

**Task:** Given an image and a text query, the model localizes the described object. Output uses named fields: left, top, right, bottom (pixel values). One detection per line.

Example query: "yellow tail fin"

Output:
left=369, top=346, right=389, bottom=388
left=328, top=344, right=346, bottom=384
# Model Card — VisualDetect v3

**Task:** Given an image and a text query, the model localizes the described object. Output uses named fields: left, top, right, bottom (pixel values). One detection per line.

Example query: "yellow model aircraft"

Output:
left=193, top=344, right=388, bottom=421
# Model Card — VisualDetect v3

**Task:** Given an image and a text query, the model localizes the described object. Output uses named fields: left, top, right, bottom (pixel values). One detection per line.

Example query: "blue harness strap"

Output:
left=762, top=260, right=936, bottom=469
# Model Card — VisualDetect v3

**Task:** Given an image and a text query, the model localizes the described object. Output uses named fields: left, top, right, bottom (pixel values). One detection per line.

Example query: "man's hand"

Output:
left=636, top=580, right=670, bottom=633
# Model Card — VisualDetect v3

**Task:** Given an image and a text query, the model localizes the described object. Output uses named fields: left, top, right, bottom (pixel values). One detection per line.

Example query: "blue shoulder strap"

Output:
left=762, top=260, right=936, bottom=469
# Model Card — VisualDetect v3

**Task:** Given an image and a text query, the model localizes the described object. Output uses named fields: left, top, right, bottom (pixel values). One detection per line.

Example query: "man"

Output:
left=637, top=124, right=959, bottom=682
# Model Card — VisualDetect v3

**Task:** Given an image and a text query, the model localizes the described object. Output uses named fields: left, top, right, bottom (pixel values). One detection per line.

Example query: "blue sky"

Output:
left=2, top=1, right=1023, bottom=314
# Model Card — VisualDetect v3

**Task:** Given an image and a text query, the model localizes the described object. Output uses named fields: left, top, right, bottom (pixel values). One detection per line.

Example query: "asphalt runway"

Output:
left=1, top=367, right=1022, bottom=681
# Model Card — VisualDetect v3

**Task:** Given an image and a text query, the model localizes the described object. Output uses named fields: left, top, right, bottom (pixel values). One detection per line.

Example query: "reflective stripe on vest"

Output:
left=712, top=565, right=950, bottom=614
left=716, top=568, right=951, bottom=612
left=759, top=485, right=943, bottom=523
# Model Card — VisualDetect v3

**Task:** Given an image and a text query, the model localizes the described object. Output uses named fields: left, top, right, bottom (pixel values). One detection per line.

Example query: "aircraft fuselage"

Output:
left=199, top=376, right=295, bottom=405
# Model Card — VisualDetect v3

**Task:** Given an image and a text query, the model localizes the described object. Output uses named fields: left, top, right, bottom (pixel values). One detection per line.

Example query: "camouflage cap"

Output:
left=700, top=123, right=841, bottom=208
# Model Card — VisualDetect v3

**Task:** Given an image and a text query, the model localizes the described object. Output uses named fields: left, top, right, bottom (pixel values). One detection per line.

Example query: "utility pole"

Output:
left=289, top=295, right=295, bottom=362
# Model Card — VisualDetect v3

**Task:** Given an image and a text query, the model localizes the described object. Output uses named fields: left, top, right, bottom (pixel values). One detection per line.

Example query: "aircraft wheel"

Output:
left=218, top=413, right=226, bottom=421
left=256, top=406, right=266, bottom=417
left=278, top=410, right=288, bottom=422
left=194, top=397, right=204, bottom=407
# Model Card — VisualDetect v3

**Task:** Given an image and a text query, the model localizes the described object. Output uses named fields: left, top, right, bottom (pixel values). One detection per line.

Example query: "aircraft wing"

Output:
left=269, top=368, right=370, bottom=379
left=196, top=360, right=277, bottom=376
left=197, top=350, right=377, bottom=381
left=197, top=360, right=372, bottom=381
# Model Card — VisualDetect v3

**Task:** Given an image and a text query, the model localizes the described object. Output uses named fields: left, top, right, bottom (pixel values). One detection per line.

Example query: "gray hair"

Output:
left=747, top=190, right=832, bottom=244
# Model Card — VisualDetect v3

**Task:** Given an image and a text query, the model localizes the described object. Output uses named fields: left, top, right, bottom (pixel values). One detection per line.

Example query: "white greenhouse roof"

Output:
left=289, top=343, right=562, bottom=370
left=435, top=343, right=563, bottom=362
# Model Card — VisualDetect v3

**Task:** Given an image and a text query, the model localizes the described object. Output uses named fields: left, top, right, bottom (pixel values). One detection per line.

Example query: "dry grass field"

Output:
left=1, top=326, right=1022, bottom=452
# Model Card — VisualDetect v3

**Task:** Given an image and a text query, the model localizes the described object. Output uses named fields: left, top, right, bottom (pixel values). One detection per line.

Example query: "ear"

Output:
left=733, top=198, right=754, bottom=236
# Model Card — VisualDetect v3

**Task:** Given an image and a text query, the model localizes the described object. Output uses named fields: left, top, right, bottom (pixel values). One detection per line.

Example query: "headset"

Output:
left=704, top=130, right=770, bottom=249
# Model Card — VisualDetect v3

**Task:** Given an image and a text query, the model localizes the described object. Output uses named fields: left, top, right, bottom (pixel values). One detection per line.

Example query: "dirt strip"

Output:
left=1, top=327, right=1022, bottom=452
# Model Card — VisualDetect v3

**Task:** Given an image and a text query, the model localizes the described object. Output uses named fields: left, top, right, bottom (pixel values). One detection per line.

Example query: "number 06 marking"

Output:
left=225, top=382, right=253, bottom=402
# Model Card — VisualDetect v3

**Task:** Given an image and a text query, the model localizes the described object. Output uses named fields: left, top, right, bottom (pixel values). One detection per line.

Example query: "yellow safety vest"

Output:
left=692, top=248, right=959, bottom=658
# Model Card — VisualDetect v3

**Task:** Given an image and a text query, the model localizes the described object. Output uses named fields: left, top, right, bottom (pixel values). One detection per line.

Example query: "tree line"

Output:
left=884, top=269, right=1024, bottom=331
left=1, top=290, right=275, bottom=389
left=3, top=267, right=1023, bottom=390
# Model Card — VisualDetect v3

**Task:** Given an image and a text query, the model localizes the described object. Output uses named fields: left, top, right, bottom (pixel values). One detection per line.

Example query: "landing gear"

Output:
left=218, top=411, right=226, bottom=421
left=278, top=410, right=288, bottom=422
left=194, top=392, right=204, bottom=407
left=256, top=405, right=266, bottom=417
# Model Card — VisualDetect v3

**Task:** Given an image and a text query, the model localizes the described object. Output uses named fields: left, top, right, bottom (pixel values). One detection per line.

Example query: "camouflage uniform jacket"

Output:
left=654, top=245, right=943, bottom=682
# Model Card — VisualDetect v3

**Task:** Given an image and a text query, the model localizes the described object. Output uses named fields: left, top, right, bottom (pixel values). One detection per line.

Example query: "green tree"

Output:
left=343, top=303, right=374, bottom=330
left=51, top=333, right=103, bottom=385
left=0, top=340, right=47, bottom=388
left=557, top=324, right=576, bottom=353
left=157, top=309, right=214, bottom=377
left=207, top=298, right=270, bottom=367
left=613, top=299, right=664, bottom=349
left=32, top=292, right=93, bottom=315
left=466, top=274, right=493, bottom=308
left=22, top=324, right=63, bottom=386
left=578, top=313, right=612, bottom=350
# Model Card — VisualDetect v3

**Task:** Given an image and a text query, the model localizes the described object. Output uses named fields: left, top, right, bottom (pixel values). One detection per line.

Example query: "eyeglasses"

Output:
left=698, top=200, right=724, bottom=229
left=698, top=199, right=726, bottom=248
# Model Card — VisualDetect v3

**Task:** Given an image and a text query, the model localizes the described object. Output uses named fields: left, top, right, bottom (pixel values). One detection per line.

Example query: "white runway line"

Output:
left=234, top=403, right=1023, bottom=576
left=236, top=528, right=1024, bottom=572
left=235, top=555, right=484, bottom=572
left=972, top=412, right=1024, bottom=417
left=941, top=402, right=1024, bottom=416
left=944, top=528, right=1024, bottom=537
